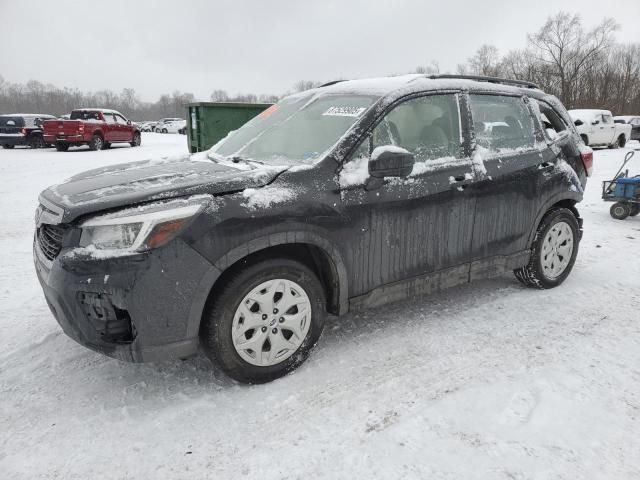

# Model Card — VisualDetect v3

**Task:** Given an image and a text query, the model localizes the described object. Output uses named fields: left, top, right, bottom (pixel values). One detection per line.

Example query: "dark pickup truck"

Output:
left=42, top=108, right=141, bottom=151
left=1, top=114, right=56, bottom=149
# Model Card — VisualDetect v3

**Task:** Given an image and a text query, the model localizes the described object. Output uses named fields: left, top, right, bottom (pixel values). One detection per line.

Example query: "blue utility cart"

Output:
left=602, top=149, right=640, bottom=219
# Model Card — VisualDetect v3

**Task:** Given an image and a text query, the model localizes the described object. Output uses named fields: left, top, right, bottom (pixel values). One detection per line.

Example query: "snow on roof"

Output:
left=568, top=109, right=612, bottom=119
left=73, top=108, right=123, bottom=115
left=316, top=75, right=540, bottom=97
left=614, top=115, right=639, bottom=121
left=5, top=113, right=56, bottom=117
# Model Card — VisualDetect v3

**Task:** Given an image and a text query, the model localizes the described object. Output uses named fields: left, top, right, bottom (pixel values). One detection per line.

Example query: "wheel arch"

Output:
left=213, top=233, right=349, bottom=315
left=185, top=232, right=350, bottom=340
left=527, top=194, right=582, bottom=246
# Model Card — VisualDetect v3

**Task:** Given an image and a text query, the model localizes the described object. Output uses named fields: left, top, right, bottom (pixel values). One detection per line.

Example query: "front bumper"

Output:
left=34, top=237, right=219, bottom=362
left=0, top=134, right=27, bottom=146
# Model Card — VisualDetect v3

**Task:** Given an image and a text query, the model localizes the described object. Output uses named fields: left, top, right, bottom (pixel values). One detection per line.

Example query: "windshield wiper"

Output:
left=231, top=155, right=264, bottom=166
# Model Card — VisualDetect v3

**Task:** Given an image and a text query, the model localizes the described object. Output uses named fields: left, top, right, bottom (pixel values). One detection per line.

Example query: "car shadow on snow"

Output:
left=97, top=273, right=527, bottom=390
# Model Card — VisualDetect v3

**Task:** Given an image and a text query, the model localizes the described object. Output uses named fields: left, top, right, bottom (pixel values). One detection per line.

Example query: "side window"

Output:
left=103, top=113, right=116, bottom=124
left=603, top=114, right=613, bottom=124
left=469, top=94, right=535, bottom=152
left=371, top=94, right=462, bottom=162
left=593, top=114, right=602, bottom=125
left=530, top=98, right=568, bottom=141
left=115, top=114, right=128, bottom=124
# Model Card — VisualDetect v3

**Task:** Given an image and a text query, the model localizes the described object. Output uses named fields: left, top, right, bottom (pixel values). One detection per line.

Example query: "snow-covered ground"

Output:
left=1, top=134, right=639, bottom=479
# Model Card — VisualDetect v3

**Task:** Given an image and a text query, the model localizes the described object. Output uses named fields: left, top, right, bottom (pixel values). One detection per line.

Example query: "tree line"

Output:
left=0, top=12, right=638, bottom=120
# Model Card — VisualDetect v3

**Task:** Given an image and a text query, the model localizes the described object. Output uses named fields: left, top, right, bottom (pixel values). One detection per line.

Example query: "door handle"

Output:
left=450, top=174, right=473, bottom=190
left=539, top=161, right=555, bottom=172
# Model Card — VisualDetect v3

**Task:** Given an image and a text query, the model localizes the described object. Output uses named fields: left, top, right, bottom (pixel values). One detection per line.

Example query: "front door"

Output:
left=102, top=113, right=119, bottom=142
left=338, top=92, right=477, bottom=299
left=115, top=113, right=131, bottom=142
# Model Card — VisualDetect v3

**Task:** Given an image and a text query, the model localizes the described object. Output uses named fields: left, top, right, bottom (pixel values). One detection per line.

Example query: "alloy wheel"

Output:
left=540, top=221, right=574, bottom=279
left=231, top=279, right=311, bottom=367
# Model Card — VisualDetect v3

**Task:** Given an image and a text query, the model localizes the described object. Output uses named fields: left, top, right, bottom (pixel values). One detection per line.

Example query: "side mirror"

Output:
left=127, top=120, right=132, bottom=125
left=573, top=119, right=583, bottom=127
left=368, top=145, right=414, bottom=178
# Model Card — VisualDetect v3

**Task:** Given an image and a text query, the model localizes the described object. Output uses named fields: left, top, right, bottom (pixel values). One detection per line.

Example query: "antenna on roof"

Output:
left=319, top=80, right=348, bottom=88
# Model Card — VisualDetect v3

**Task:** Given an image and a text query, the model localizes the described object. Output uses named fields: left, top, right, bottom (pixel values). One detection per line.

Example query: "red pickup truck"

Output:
left=43, top=108, right=141, bottom=151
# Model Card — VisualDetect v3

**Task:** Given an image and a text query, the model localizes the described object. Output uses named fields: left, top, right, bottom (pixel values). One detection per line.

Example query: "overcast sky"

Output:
left=1, top=0, right=639, bottom=102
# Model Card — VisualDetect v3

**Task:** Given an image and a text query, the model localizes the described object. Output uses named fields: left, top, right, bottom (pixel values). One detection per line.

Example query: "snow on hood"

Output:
left=41, top=156, right=289, bottom=223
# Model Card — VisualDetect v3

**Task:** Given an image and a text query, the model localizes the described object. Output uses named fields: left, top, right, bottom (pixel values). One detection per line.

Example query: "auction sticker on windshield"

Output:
left=322, top=106, right=367, bottom=117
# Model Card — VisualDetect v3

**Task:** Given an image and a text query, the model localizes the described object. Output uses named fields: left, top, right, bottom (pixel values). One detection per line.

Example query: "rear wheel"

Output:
left=55, top=142, right=69, bottom=152
left=609, top=135, right=626, bottom=149
left=200, top=258, right=326, bottom=384
left=2, top=144, right=14, bottom=149
left=514, top=207, right=580, bottom=289
left=610, top=202, right=631, bottom=220
left=130, top=132, right=141, bottom=147
left=161, top=128, right=168, bottom=134
left=88, top=135, right=103, bottom=151
left=629, top=204, right=640, bottom=217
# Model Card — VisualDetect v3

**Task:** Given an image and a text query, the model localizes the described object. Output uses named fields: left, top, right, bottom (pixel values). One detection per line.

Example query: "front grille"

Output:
left=37, top=224, right=66, bottom=261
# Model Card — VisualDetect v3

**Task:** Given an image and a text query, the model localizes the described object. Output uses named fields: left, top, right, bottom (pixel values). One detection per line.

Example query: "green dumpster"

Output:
left=186, top=102, right=273, bottom=153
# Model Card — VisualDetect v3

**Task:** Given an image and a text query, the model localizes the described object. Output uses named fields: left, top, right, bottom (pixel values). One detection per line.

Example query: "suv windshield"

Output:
left=211, top=93, right=378, bottom=164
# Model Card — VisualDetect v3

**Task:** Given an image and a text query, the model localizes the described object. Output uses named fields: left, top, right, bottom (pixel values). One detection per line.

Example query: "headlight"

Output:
left=79, top=197, right=209, bottom=252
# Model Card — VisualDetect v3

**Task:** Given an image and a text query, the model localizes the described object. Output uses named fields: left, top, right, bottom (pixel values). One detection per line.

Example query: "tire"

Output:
left=200, top=258, right=327, bottom=384
left=609, top=135, right=626, bottom=149
left=610, top=202, right=630, bottom=220
left=580, top=134, right=589, bottom=145
left=161, top=128, right=168, bottom=134
left=629, top=204, right=640, bottom=217
left=2, top=144, right=14, bottom=149
left=514, top=207, right=580, bottom=289
left=130, top=132, right=141, bottom=147
left=55, top=142, right=69, bottom=152
left=88, top=135, right=103, bottom=151
left=103, top=142, right=111, bottom=149
left=28, top=136, right=45, bottom=149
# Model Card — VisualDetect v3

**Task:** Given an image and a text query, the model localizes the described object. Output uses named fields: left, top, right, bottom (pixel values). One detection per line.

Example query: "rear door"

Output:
left=466, top=93, right=546, bottom=273
left=338, top=92, right=477, bottom=298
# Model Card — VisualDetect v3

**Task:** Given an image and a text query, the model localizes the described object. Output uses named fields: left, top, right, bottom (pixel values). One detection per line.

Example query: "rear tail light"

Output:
left=79, top=124, right=85, bottom=133
left=579, top=145, right=593, bottom=177
left=21, top=128, right=27, bottom=135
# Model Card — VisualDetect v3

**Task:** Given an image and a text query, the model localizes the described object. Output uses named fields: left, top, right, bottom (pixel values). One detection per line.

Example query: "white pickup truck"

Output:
left=568, top=109, right=632, bottom=148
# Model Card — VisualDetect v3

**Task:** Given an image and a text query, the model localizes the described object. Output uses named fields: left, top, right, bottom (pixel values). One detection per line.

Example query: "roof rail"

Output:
left=319, top=80, right=348, bottom=88
left=427, top=74, right=540, bottom=90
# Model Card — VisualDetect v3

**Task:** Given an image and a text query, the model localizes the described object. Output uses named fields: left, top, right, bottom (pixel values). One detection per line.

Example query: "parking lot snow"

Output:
left=1, top=135, right=639, bottom=479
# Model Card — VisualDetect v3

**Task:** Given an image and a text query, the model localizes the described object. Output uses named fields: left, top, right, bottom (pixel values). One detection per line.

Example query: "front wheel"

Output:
left=200, top=258, right=326, bottom=384
left=514, top=207, right=580, bottom=289
left=610, top=202, right=630, bottom=220
left=630, top=204, right=640, bottom=217
left=55, top=142, right=69, bottom=152
left=130, top=132, right=141, bottom=147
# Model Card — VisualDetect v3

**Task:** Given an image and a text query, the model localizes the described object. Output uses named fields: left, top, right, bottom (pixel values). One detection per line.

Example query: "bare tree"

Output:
left=468, top=45, right=502, bottom=77
left=527, top=12, right=618, bottom=107
left=210, top=89, right=229, bottom=102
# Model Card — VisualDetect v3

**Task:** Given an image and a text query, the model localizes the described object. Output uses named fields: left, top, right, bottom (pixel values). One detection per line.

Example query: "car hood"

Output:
left=40, top=156, right=289, bottom=223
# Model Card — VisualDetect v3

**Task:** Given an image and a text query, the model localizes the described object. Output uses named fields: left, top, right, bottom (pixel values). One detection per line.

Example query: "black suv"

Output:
left=1, top=114, right=56, bottom=149
left=34, top=75, right=592, bottom=383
